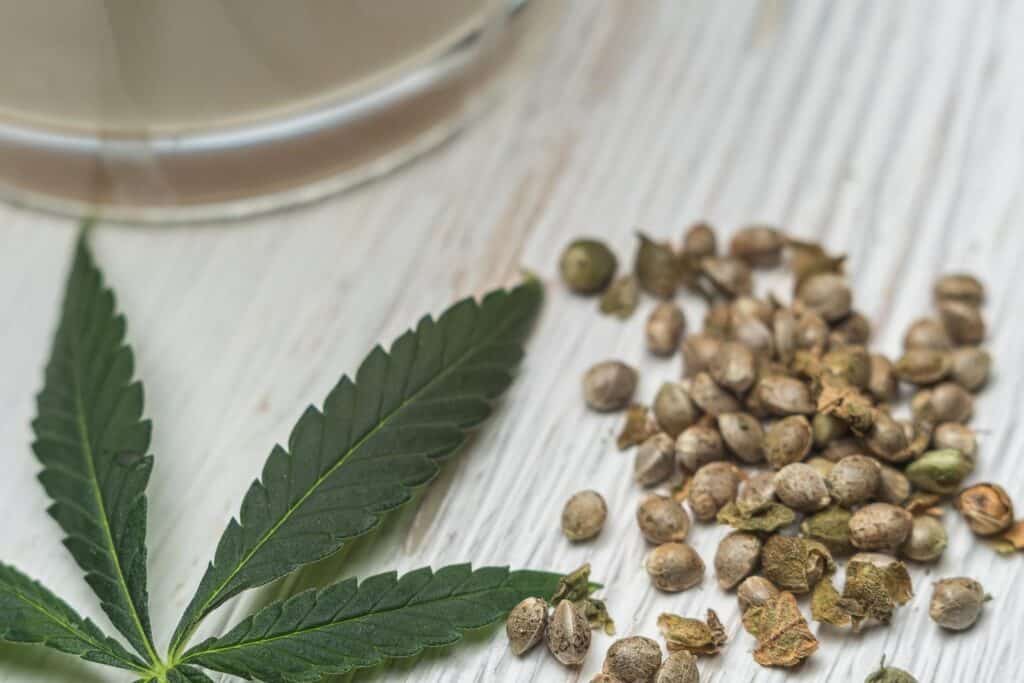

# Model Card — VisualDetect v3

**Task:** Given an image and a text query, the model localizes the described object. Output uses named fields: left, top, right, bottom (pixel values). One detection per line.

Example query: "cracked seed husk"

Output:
left=637, top=494, right=691, bottom=545
left=688, top=462, right=743, bottom=522
left=718, top=501, right=796, bottom=533
left=763, top=415, right=813, bottom=469
left=506, top=597, right=548, bottom=655
left=841, top=556, right=912, bottom=630
left=955, top=483, right=1014, bottom=536
left=647, top=302, right=686, bottom=356
left=744, top=591, right=818, bottom=667
left=617, top=404, right=658, bottom=450
left=583, top=361, right=638, bottom=412
left=929, top=577, right=987, bottom=631
left=634, top=433, right=677, bottom=487
left=547, top=599, right=591, bottom=666
left=715, top=531, right=762, bottom=590
left=657, top=610, right=726, bottom=655
left=801, top=505, right=854, bottom=555
left=603, top=636, right=662, bottom=682
left=562, top=490, right=607, bottom=541
left=561, top=238, right=617, bottom=294
left=849, top=503, right=913, bottom=550
left=645, top=543, right=705, bottom=592
left=761, top=535, right=833, bottom=594
left=904, top=449, right=974, bottom=495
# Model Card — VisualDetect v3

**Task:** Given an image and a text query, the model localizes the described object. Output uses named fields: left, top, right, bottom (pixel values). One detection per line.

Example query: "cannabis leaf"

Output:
left=181, top=565, right=564, bottom=682
left=0, top=561, right=145, bottom=673
left=30, top=233, right=158, bottom=662
left=170, top=280, right=542, bottom=655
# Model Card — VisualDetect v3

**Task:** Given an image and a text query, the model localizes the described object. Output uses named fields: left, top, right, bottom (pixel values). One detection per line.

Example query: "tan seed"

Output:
left=646, top=303, right=686, bottom=356
left=737, top=576, right=781, bottom=613
left=645, top=543, right=705, bottom=592
left=729, top=226, right=785, bottom=267
left=763, top=415, right=813, bottom=469
left=849, top=503, right=913, bottom=550
left=506, top=597, right=548, bottom=655
left=637, top=495, right=691, bottom=545
left=675, top=423, right=725, bottom=472
left=929, top=577, right=987, bottom=631
left=688, top=372, right=741, bottom=416
left=547, top=599, right=591, bottom=666
left=938, top=300, right=985, bottom=345
left=797, top=273, right=852, bottom=322
left=717, top=412, right=765, bottom=464
left=934, top=273, right=985, bottom=306
left=715, top=531, right=763, bottom=590
left=688, top=462, right=743, bottom=522
left=774, top=463, right=831, bottom=512
left=903, top=317, right=953, bottom=351
left=634, top=433, right=677, bottom=487
left=680, top=333, right=723, bottom=378
left=826, top=455, right=881, bottom=507
left=950, top=346, right=991, bottom=392
left=754, top=376, right=816, bottom=416
left=561, top=490, right=607, bottom=541
left=603, top=636, right=663, bottom=682
left=709, top=342, right=757, bottom=395
left=652, top=382, right=700, bottom=437
left=583, top=361, right=638, bottom=412
left=895, top=348, right=953, bottom=385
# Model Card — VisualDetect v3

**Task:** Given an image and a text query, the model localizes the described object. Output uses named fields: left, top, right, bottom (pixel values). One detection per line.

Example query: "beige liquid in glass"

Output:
left=0, top=0, right=511, bottom=219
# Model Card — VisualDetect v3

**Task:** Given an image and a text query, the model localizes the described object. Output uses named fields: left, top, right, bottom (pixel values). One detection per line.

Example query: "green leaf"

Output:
left=168, top=666, right=217, bottom=683
left=0, top=561, right=146, bottom=672
left=170, top=280, right=542, bottom=654
left=183, top=565, right=565, bottom=682
left=31, top=233, right=158, bottom=661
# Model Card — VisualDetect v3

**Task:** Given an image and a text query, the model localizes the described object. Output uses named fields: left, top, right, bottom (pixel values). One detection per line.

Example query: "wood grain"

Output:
left=2, top=2, right=1023, bottom=681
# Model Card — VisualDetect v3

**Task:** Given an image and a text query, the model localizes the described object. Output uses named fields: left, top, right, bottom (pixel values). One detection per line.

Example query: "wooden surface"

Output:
left=2, top=1, right=1024, bottom=681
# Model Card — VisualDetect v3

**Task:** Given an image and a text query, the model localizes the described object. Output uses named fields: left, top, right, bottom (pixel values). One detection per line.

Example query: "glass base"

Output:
left=0, top=2, right=526, bottom=223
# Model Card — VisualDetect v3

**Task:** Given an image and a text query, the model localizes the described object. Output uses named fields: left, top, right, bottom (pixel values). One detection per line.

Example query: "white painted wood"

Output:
left=2, top=2, right=1023, bottom=681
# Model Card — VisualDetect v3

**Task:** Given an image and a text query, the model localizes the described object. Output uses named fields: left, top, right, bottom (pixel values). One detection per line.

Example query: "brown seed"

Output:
left=868, top=353, right=899, bottom=402
left=560, top=239, right=617, bottom=294
left=797, top=273, right=852, bottom=322
left=903, top=317, right=953, bottom=352
left=763, top=416, right=813, bottom=469
left=934, top=273, right=985, bottom=306
left=812, top=412, right=849, bottom=448
left=877, top=465, right=912, bottom=505
left=774, top=463, right=831, bottom=512
left=709, top=342, right=757, bottom=395
left=956, top=483, right=1014, bottom=536
left=689, top=462, right=743, bottom=522
left=794, top=308, right=830, bottom=351
left=900, top=515, right=948, bottom=563
left=938, top=300, right=985, bottom=345
left=703, top=302, right=733, bottom=338
left=912, top=382, right=974, bottom=424
left=932, top=422, right=977, bottom=459
left=583, top=361, right=638, bottom=412
left=736, top=471, right=777, bottom=514
left=772, top=308, right=798, bottom=363
left=633, top=433, right=677, bottom=487
left=675, top=423, right=725, bottom=472
left=733, top=296, right=776, bottom=326
left=863, top=410, right=910, bottom=463
left=820, top=437, right=861, bottom=462
left=822, top=346, right=871, bottom=389
left=950, top=346, right=991, bottom=392
left=603, top=636, right=663, bottom=682
left=730, top=226, right=785, bottom=267
left=635, top=233, right=678, bottom=299
left=806, top=456, right=836, bottom=479
left=929, top=577, right=987, bottom=631
left=718, top=412, right=765, bottom=464
left=701, top=256, right=753, bottom=298
left=754, top=376, right=816, bottom=416
left=831, top=311, right=872, bottom=346
left=715, top=531, right=763, bottom=590
left=652, top=382, right=700, bottom=437
left=737, top=576, right=781, bottom=613
left=561, top=490, right=608, bottom=541
left=645, top=543, right=705, bottom=592
left=506, top=597, right=548, bottom=655
left=848, top=503, right=913, bottom=550
left=654, top=651, right=700, bottom=683
left=895, top=349, right=953, bottom=385
left=591, top=674, right=623, bottom=683
left=788, top=238, right=845, bottom=285
left=547, top=599, right=591, bottom=666
left=637, top=494, right=691, bottom=545
left=688, top=372, right=741, bottom=416
left=826, top=455, right=881, bottom=507
left=730, top=312, right=775, bottom=358
left=600, top=275, right=641, bottom=319
left=683, top=222, right=717, bottom=257
left=647, top=303, right=686, bottom=356
left=680, top=333, right=722, bottom=377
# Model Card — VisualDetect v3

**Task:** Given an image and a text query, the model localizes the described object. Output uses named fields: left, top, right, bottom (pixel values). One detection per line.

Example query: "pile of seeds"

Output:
left=508, top=224, right=1014, bottom=681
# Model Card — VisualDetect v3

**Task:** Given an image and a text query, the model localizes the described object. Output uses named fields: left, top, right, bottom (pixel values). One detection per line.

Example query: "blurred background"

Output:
left=1, top=2, right=1023, bottom=682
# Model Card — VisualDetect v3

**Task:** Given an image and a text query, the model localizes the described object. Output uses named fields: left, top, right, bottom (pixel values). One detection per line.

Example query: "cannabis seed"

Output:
left=680, top=333, right=723, bottom=378
left=903, top=317, right=953, bottom=352
left=645, top=542, right=705, bottom=592
left=911, top=382, right=974, bottom=424
left=763, top=415, right=813, bottom=469
left=774, top=463, right=831, bottom=512
left=929, top=577, right=987, bottom=631
left=654, top=650, right=700, bottom=683
left=826, top=455, right=881, bottom=507
left=895, top=348, right=953, bottom=385
left=832, top=310, right=872, bottom=346
left=863, top=410, right=910, bottom=463
left=688, top=372, right=741, bottom=416
left=904, top=449, right=974, bottom=494
left=730, top=225, right=785, bottom=267
left=737, top=576, right=781, bottom=613
left=562, top=490, right=608, bottom=541
left=636, top=234, right=679, bottom=299
left=646, top=303, right=686, bottom=356
left=932, top=422, right=977, bottom=459
left=812, top=413, right=849, bottom=448
left=634, top=433, right=677, bottom=487
left=675, top=423, right=725, bottom=472
left=934, top=273, right=985, bottom=306
left=773, top=308, right=798, bottom=363
left=733, top=295, right=775, bottom=326
left=561, top=239, right=617, bottom=294
left=794, top=307, right=830, bottom=351
left=868, top=353, right=899, bottom=402
left=736, top=471, right=777, bottom=515
left=688, top=461, right=743, bottom=522
left=701, top=256, right=753, bottom=298
left=717, top=412, right=765, bottom=464
left=938, top=300, right=985, bottom=345
left=955, top=483, right=1014, bottom=536
left=797, top=272, right=852, bottom=322
left=730, top=311, right=775, bottom=357
left=822, top=345, right=871, bottom=389
left=949, top=346, right=990, bottom=392
left=506, top=597, right=548, bottom=655
left=715, top=531, right=762, bottom=590
left=848, top=503, right=913, bottom=550
left=547, top=599, right=592, bottom=666
left=709, top=341, right=757, bottom=395
left=877, top=465, right=911, bottom=505
left=652, top=382, right=700, bottom=437
left=583, top=361, right=638, bottom=412
left=637, top=494, right=691, bottom=544
left=899, top=515, right=948, bottom=563
left=602, top=636, right=662, bottom=682
left=754, top=375, right=816, bottom=416
left=600, top=275, right=640, bottom=319
left=682, top=222, right=717, bottom=257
